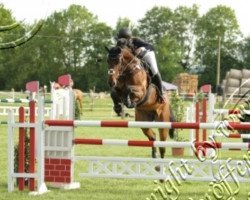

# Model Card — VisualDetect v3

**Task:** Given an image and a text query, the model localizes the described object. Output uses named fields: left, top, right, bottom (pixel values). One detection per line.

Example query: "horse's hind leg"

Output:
left=141, top=128, right=157, bottom=158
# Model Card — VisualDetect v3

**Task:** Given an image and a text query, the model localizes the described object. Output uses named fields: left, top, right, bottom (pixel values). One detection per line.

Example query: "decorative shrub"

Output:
left=75, top=100, right=82, bottom=119
left=14, top=128, right=30, bottom=185
left=170, top=91, right=186, bottom=141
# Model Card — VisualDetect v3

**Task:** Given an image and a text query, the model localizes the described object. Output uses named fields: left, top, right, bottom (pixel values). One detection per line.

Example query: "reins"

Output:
left=119, top=55, right=140, bottom=76
left=107, top=47, right=153, bottom=107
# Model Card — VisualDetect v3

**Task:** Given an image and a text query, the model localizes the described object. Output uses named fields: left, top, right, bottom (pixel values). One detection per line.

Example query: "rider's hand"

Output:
left=135, top=47, right=147, bottom=59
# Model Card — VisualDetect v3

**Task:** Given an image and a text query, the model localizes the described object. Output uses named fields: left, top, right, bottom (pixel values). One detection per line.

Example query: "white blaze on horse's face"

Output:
left=108, top=69, right=115, bottom=75
left=108, top=67, right=118, bottom=87
left=107, top=59, right=120, bottom=87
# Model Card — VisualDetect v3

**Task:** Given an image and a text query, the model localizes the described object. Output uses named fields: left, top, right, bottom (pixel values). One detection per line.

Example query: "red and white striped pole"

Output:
left=73, top=138, right=250, bottom=151
left=44, top=120, right=250, bottom=130
left=202, top=98, right=207, bottom=141
left=213, top=133, right=250, bottom=139
left=195, top=101, right=200, bottom=141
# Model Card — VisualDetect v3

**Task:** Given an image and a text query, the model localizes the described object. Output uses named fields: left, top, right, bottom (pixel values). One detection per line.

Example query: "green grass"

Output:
left=0, top=94, right=249, bottom=199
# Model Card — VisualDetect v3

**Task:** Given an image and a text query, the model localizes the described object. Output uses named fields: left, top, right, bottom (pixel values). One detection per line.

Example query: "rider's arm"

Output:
left=132, top=38, right=154, bottom=51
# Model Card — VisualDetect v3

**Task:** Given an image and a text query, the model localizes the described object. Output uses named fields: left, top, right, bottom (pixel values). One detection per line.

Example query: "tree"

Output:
left=0, top=4, right=39, bottom=90
left=0, top=4, right=114, bottom=91
left=171, top=5, right=199, bottom=69
left=113, top=17, right=139, bottom=42
left=34, top=4, right=102, bottom=87
left=195, top=5, right=241, bottom=88
left=240, top=37, right=250, bottom=68
left=138, top=6, right=173, bottom=43
left=79, top=21, right=113, bottom=91
left=137, top=6, right=185, bottom=81
left=155, top=35, right=183, bottom=82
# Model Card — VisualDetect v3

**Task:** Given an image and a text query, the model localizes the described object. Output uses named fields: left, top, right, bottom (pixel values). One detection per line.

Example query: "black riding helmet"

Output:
left=117, top=28, right=132, bottom=39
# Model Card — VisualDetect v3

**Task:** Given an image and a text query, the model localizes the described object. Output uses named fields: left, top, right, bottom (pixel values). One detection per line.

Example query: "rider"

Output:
left=111, top=28, right=165, bottom=116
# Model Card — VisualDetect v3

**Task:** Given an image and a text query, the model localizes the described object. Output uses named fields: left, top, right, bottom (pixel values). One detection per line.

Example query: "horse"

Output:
left=105, top=46, right=174, bottom=159
left=73, top=89, right=84, bottom=114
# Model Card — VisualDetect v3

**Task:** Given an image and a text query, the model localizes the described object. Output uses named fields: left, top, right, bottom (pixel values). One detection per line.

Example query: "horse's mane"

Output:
left=122, top=47, right=137, bottom=63
left=108, top=46, right=121, bottom=59
left=108, top=46, right=137, bottom=64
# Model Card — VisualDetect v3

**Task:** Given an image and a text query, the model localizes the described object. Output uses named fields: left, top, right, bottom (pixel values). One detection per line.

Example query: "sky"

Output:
left=0, top=0, right=250, bottom=36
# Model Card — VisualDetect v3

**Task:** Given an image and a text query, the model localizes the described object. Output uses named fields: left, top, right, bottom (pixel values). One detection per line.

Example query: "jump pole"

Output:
left=208, top=93, right=250, bottom=118
left=44, top=119, right=250, bottom=130
left=212, top=133, right=250, bottom=139
left=74, top=138, right=250, bottom=150
left=42, top=87, right=250, bottom=186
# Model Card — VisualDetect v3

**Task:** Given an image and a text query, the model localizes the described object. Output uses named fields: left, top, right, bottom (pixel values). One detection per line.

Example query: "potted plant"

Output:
left=171, top=136, right=188, bottom=156
left=170, top=91, right=186, bottom=156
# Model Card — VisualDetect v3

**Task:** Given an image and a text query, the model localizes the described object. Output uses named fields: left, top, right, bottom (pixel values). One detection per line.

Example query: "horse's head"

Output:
left=106, top=46, right=137, bottom=87
left=106, top=46, right=148, bottom=108
left=105, top=46, right=122, bottom=87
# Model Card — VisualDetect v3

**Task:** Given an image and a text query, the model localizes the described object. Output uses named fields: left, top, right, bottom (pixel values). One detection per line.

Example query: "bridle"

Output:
left=108, top=50, right=140, bottom=79
left=107, top=47, right=151, bottom=108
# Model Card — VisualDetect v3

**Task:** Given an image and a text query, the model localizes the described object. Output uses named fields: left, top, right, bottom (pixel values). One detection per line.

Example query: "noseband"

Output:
left=108, top=52, right=139, bottom=77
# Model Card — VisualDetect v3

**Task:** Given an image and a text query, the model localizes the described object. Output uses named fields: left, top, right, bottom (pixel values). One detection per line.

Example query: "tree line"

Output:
left=0, top=4, right=250, bottom=92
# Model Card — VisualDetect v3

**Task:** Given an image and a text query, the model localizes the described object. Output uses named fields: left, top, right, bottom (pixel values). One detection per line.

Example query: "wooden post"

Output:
left=18, top=107, right=25, bottom=190
left=29, top=101, right=36, bottom=191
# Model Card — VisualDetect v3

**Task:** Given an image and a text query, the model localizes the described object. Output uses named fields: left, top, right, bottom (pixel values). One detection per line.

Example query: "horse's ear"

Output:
left=105, top=46, right=110, bottom=52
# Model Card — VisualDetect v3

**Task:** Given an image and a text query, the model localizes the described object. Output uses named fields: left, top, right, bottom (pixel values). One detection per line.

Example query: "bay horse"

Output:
left=106, top=46, right=174, bottom=159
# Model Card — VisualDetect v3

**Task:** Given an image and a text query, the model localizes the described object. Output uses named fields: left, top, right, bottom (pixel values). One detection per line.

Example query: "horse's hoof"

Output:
left=159, top=179, right=165, bottom=183
left=155, top=165, right=166, bottom=183
left=153, top=179, right=165, bottom=183
left=155, top=165, right=160, bottom=172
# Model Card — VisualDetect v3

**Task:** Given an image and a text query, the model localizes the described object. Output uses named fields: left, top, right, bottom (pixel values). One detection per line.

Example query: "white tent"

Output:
left=162, top=81, right=177, bottom=91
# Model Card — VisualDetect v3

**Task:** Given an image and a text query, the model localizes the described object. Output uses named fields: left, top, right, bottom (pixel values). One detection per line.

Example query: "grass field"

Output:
left=0, top=93, right=249, bottom=199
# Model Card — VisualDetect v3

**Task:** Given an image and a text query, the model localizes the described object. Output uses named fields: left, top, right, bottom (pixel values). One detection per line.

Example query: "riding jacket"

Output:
left=117, top=37, right=154, bottom=55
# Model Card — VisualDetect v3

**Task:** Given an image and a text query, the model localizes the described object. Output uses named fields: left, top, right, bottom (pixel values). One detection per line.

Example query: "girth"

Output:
left=136, top=84, right=156, bottom=107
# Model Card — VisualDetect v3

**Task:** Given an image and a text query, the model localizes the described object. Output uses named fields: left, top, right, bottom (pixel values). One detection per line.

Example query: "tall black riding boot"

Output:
left=152, top=73, right=165, bottom=103
left=110, top=88, right=123, bottom=116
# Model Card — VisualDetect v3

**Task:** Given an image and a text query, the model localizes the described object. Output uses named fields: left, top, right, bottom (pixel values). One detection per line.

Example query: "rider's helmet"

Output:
left=117, top=28, right=132, bottom=39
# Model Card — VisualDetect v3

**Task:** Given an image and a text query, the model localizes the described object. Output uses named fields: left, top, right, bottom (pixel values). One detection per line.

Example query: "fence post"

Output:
left=31, top=95, right=48, bottom=194
left=18, top=107, right=25, bottom=190
left=29, top=101, right=36, bottom=191
left=7, top=110, right=15, bottom=192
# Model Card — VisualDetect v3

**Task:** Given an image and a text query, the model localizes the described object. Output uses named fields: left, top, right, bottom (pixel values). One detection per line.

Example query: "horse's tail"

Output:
left=169, top=107, right=175, bottom=139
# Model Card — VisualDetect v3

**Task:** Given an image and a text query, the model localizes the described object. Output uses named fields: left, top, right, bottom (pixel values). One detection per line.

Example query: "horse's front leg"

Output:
left=141, top=128, right=157, bottom=158
left=158, top=128, right=168, bottom=159
left=110, top=87, right=123, bottom=115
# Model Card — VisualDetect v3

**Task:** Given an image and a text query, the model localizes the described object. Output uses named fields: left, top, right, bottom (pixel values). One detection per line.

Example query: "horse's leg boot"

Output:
left=110, top=89, right=123, bottom=116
